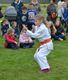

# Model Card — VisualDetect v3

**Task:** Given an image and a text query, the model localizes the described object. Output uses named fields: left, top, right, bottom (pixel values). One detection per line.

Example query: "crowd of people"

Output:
left=0, top=0, right=68, bottom=73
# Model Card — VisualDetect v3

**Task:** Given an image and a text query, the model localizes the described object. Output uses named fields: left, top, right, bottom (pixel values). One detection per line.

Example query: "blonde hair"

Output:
left=63, top=2, right=67, bottom=8
left=35, top=15, right=44, bottom=23
left=49, top=21, right=56, bottom=34
left=7, top=28, right=14, bottom=34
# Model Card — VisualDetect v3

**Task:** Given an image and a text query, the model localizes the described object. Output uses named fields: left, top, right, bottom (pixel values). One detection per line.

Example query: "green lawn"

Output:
left=0, top=36, right=68, bottom=80
left=0, top=4, right=68, bottom=80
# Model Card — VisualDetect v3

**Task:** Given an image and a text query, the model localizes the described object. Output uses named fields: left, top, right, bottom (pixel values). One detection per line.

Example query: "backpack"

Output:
left=4, top=6, right=17, bottom=21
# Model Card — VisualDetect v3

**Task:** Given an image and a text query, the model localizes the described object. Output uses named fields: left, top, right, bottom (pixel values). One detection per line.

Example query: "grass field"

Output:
left=0, top=4, right=68, bottom=80
left=0, top=35, right=68, bottom=80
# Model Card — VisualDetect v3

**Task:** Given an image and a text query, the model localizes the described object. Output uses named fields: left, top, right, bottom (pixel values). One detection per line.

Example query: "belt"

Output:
left=40, top=38, right=51, bottom=46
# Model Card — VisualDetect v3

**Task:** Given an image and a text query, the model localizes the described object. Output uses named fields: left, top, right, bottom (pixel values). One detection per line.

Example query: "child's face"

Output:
left=9, top=31, right=14, bottom=36
left=35, top=19, right=41, bottom=27
left=32, top=0, right=37, bottom=2
left=22, top=9, right=27, bottom=14
left=4, top=20, right=9, bottom=24
left=29, top=4, right=34, bottom=9
left=12, top=21, right=17, bottom=27
left=3, top=20, right=9, bottom=26
left=63, top=3, right=67, bottom=8
left=15, top=0, right=19, bottom=3
left=55, top=21, right=60, bottom=27
left=46, top=22, right=52, bottom=28
left=22, top=29, right=26, bottom=33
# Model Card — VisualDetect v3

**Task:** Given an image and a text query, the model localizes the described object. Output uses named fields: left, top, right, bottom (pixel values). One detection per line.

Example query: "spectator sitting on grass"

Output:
left=1, top=19, right=10, bottom=36
left=4, top=28, right=19, bottom=49
left=54, top=19, right=66, bottom=41
left=19, top=26, right=34, bottom=48
left=11, top=21, right=19, bottom=38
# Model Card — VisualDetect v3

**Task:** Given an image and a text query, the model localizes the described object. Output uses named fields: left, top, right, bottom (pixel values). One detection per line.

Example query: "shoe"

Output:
left=41, top=68, right=50, bottom=73
left=59, top=38, right=63, bottom=41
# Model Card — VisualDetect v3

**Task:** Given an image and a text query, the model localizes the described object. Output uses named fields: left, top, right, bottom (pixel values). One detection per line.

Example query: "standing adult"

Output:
left=57, top=0, right=65, bottom=20
left=30, top=0, right=41, bottom=13
left=11, top=0, right=23, bottom=15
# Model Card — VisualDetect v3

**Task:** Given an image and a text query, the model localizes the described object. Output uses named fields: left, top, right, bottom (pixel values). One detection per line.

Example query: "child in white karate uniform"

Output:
left=23, top=15, right=53, bottom=73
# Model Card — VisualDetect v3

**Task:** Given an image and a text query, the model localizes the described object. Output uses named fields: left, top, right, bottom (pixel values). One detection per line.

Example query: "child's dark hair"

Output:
left=52, top=0, right=56, bottom=2
left=22, top=6, right=27, bottom=10
left=61, top=0, right=65, bottom=1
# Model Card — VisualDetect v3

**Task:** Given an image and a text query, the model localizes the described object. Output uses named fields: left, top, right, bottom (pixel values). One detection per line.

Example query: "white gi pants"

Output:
left=34, top=41, right=53, bottom=70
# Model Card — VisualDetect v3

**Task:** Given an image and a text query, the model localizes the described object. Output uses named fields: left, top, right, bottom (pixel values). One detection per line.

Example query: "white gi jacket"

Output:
left=26, top=23, right=53, bottom=50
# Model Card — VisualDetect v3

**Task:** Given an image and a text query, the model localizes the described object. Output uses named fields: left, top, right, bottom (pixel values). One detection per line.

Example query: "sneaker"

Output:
left=41, top=68, right=50, bottom=73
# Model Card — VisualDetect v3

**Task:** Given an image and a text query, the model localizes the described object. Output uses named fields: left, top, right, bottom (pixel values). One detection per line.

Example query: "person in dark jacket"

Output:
left=47, top=0, right=57, bottom=23
left=53, top=20, right=66, bottom=41
left=17, top=6, right=28, bottom=32
left=11, top=0, right=23, bottom=15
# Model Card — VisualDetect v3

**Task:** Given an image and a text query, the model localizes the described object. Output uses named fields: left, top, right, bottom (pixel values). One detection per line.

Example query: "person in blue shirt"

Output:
left=27, top=3, right=38, bottom=30
left=61, top=2, right=68, bottom=33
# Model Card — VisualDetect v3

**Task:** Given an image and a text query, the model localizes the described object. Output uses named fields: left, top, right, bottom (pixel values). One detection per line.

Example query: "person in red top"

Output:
left=4, top=28, right=18, bottom=49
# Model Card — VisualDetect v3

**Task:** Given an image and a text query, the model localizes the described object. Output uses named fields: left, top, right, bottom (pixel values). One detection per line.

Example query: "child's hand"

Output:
left=23, top=24, right=28, bottom=31
left=15, top=41, right=17, bottom=44
left=61, top=32, right=65, bottom=35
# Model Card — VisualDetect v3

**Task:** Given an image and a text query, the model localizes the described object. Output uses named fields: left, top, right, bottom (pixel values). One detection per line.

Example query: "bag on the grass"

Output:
left=4, top=6, right=17, bottom=21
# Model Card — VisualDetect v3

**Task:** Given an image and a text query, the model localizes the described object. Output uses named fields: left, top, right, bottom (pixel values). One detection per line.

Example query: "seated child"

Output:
left=54, top=20, right=66, bottom=41
left=4, top=28, right=18, bottom=49
left=1, top=19, right=10, bottom=36
left=11, top=21, right=19, bottom=38
left=19, top=27, right=34, bottom=48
